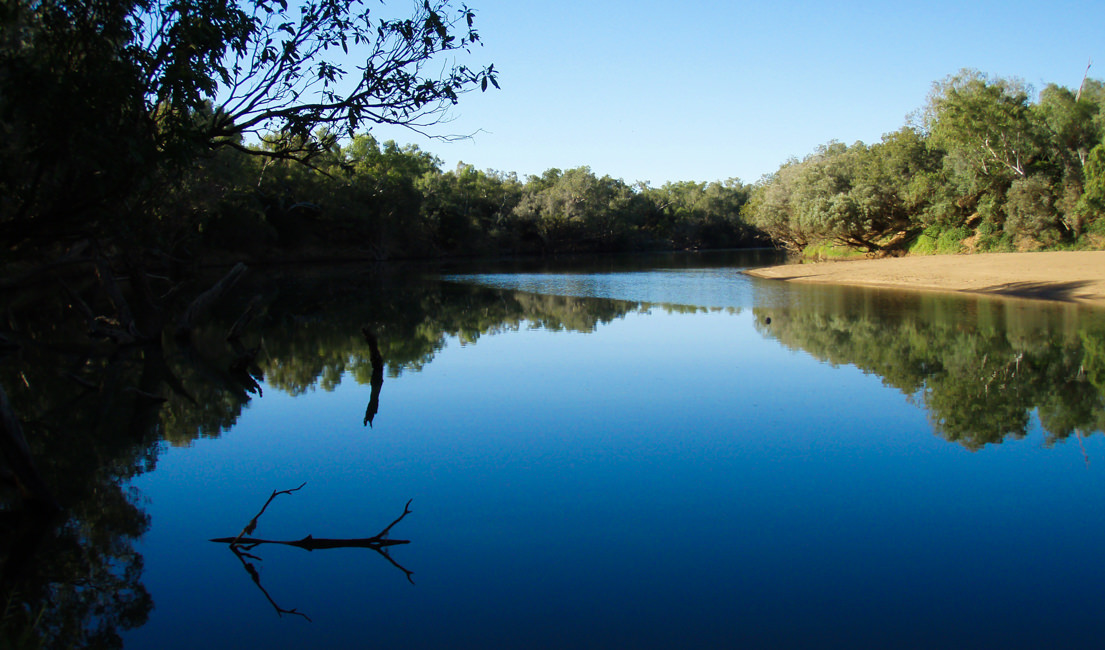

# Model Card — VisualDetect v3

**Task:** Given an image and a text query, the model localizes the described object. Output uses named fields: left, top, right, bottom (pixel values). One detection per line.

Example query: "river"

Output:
left=3, top=250, right=1104, bottom=648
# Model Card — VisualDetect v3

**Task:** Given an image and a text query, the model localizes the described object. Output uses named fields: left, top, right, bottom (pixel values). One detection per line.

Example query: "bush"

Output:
left=1005, top=175, right=1061, bottom=244
left=908, top=232, right=937, bottom=255
left=936, top=226, right=970, bottom=253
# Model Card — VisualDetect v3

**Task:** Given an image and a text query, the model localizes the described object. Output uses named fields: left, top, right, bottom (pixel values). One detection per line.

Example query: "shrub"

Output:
left=936, top=226, right=970, bottom=253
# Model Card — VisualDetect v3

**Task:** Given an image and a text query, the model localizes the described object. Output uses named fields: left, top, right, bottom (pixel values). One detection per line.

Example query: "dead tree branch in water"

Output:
left=212, top=497, right=414, bottom=582
left=228, top=482, right=307, bottom=545
left=211, top=485, right=415, bottom=620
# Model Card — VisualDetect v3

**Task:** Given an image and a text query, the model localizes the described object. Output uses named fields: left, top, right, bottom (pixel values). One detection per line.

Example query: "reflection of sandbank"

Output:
left=744, top=251, right=1105, bottom=306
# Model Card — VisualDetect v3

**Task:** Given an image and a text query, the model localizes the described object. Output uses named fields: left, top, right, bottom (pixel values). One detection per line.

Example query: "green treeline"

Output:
left=5, top=0, right=1105, bottom=268
left=754, top=283, right=1105, bottom=450
left=193, top=136, right=765, bottom=262
left=744, top=70, right=1105, bottom=257
left=0, top=0, right=762, bottom=273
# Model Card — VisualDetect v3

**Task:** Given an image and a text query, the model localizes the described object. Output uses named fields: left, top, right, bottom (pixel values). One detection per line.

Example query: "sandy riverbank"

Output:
left=743, top=251, right=1105, bottom=306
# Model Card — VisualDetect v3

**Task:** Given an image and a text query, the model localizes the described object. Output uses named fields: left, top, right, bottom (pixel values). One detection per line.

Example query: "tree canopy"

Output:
left=0, top=0, right=497, bottom=255
left=744, top=68, right=1105, bottom=256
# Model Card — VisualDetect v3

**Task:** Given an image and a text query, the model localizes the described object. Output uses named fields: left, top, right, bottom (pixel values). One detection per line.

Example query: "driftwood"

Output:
left=175, top=262, right=247, bottom=340
left=210, top=484, right=414, bottom=619
left=0, top=384, right=60, bottom=510
left=362, top=326, right=385, bottom=427
left=210, top=533, right=411, bottom=551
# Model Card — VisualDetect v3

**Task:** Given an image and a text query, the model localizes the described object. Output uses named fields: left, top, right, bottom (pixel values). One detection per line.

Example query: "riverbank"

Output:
left=743, top=251, right=1105, bottom=306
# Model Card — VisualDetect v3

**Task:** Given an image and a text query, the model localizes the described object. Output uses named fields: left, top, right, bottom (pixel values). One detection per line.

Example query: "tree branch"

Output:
left=229, top=481, right=307, bottom=544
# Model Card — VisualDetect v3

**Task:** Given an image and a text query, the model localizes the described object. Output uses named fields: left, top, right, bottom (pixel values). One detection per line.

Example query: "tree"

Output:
left=924, top=70, right=1039, bottom=186
left=178, top=0, right=500, bottom=162
left=0, top=0, right=497, bottom=255
left=744, top=159, right=812, bottom=252
left=1079, top=143, right=1105, bottom=220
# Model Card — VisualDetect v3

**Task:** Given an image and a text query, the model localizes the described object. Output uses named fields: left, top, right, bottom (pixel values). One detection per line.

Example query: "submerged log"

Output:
left=208, top=534, right=410, bottom=550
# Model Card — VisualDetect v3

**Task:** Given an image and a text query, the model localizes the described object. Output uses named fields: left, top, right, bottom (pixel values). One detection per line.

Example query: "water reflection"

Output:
left=0, top=267, right=651, bottom=646
left=361, top=326, right=385, bottom=427
left=3, top=253, right=1105, bottom=646
left=752, top=282, right=1105, bottom=450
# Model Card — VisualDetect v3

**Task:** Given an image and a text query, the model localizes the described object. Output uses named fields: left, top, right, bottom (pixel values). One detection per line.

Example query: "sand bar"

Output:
left=743, top=251, right=1105, bottom=306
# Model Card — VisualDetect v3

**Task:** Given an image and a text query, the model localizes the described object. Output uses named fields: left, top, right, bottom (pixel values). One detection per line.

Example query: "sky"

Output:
left=367, top=0, right=1105, bottom=186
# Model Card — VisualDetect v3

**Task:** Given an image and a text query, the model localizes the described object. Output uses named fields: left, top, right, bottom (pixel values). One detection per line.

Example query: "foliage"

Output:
left=924, top=70, right=1039, bottom=187
left=745, top=132, right=939, bottom=253
left=0, top=0, right=497, bottom=261
left=744, top=69, right=1105, bottom=256
left=184, top=150, right=765, bottom=261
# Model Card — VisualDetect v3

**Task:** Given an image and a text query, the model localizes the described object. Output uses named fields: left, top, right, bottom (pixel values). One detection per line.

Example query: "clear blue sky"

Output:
left=369, top=0, right=1104, bottom=186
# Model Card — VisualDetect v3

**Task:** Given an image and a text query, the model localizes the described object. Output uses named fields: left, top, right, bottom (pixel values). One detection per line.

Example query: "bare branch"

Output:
left=213, top=490, right=416, bottom=594
left=229, top=481, right=307, bottom=545
left=373, top=498, right=413, bottom=540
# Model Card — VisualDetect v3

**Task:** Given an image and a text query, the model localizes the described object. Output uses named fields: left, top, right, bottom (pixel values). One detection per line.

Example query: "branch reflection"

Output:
left=209, top=486, right=414, bottom=620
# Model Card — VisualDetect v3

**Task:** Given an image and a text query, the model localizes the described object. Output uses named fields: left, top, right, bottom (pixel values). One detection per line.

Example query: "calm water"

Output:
left=4, top=250, right=1105, bottom=648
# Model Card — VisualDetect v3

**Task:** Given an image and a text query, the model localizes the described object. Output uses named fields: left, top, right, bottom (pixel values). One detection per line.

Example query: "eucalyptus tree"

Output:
left=743, top=159, right=812, bottom=252
left=417, top=162, right=523, bottom=253
left=923, top=70, right=1040, bottom=189
left=513, top=167, right=642, bottom=250
left=1030, top=80, right=1105, bottom=235
left=0, top=0, right=497, bottom=257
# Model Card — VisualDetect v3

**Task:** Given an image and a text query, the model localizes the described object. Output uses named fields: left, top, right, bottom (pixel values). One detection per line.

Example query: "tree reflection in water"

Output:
left=4, top=262, right=1105, bottom=645
left=753, top=282, right=1105, bottom=450
left=0, top=266, right=645, bottom=647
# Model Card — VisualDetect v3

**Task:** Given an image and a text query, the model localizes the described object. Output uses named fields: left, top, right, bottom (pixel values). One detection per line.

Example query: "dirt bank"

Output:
left=743, top=251, right=1105, bottom=306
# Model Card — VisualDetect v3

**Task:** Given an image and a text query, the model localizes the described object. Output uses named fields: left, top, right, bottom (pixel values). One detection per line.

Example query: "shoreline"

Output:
left=742, top=251, right=1105, bottom=307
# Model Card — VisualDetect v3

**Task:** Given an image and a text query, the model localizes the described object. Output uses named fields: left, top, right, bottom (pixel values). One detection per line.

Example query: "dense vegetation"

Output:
left=193, top=137, right=762, bottom=261
left=744, top=70, right=1105, bottom=257
left=0, top=0, right=762, bottom=277
left=5, top=0, right=1102, bottom=271
left=4, top=2, right=1105, bottom=644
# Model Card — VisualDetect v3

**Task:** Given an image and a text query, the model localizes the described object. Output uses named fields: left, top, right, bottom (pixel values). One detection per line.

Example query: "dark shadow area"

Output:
left=978, top=280, right=1095, bottom=302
